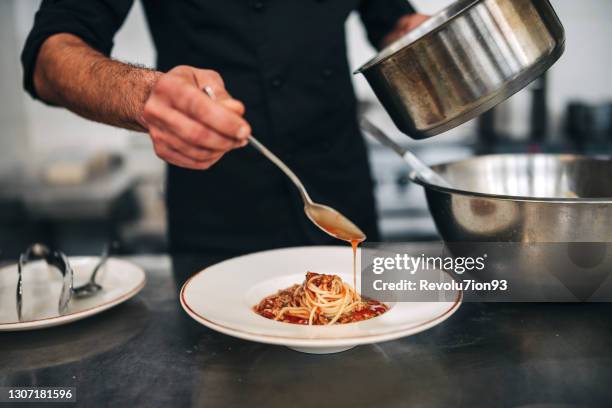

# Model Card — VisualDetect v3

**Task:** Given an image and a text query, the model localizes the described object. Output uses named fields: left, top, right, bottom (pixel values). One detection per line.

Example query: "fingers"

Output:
left=173, top=84, right=251, bottom=139
left=220, top=98, right=246, bottom=116
left=152, top=75, right=250, bottom=140
left=158, top=144, right=223, bottom=170
left=144, top=98, right=246, bottom=151
left=143, top=66, right=252, bottom=170
left=398, top=14, right=429, bottom=33
left=191, top=69, right=227, bottom=98
left=152, top=118, right=233, bottom=158
left=149, top=127, right=224, bottom=170
left=190, top=69, right=246, bottom=116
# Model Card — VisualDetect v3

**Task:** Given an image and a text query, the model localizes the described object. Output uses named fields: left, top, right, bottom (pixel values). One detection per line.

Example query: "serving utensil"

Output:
left=360, top=118, right=452, bottom=188
left=3, top=256, right=145, bottom=330
left=17, top=243, right=73, bottom=321
left=203, top=86, right=365, bottom=243
left=16, top=242, right=115, bottom=320
left=73, top=242, right=116, bottom=298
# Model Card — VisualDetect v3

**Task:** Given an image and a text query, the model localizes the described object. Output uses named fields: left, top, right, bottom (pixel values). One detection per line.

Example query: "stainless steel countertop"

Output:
left=2, top=250, right=612, bottom=407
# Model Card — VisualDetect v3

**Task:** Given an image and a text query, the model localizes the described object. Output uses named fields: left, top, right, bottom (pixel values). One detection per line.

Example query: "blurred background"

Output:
left=1, top=0, right=611, bottom=258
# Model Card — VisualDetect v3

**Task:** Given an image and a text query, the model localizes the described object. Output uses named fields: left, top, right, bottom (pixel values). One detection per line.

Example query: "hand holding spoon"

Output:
left=204, top=86, right=366, bottom=243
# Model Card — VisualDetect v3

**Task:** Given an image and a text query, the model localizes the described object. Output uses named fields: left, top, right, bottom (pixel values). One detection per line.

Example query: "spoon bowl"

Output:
left=73, top=242, right=117, bottom=298
left=304, top=203, right=366, bottom=243
left=249, top=135, right=367, bottom=243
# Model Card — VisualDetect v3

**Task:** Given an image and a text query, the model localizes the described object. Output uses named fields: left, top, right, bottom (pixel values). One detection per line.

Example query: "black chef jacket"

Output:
left=22, top=0, right=415, bottom=258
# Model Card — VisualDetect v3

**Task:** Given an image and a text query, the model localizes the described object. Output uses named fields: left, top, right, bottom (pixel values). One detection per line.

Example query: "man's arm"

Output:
left=23, top=0, right=250, bottom=170
left=34, top=33, right=158, bottom=131
left=31, top=33, right=251, bottom=170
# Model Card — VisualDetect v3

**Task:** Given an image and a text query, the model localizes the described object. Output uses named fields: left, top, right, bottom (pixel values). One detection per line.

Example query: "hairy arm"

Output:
left=33, top=33, right=251, bottom=169
left=34, top=33, right=159, bottom=131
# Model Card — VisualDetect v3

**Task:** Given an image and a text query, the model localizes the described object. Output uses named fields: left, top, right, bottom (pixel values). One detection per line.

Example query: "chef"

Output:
left=22, top=1, right=427, bottom=258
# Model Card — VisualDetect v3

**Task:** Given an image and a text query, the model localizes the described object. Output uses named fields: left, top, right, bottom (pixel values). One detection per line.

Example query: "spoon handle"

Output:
left=247, top=136, right=312, bottom=203
left=202, top=85, right=312, bottom=203
left=89, top=241, right=115, bottom=283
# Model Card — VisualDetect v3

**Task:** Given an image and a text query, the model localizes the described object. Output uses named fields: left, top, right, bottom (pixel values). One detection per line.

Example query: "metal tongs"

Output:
left=17, top=243, right=74, bottom=321
left=16, top=243, right=115, bottom=321
left=360, top=117, right=452, bottom=188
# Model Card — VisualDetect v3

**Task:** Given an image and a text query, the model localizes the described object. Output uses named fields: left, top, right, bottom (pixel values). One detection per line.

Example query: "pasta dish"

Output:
left=254, top=272, right=388, bottom=325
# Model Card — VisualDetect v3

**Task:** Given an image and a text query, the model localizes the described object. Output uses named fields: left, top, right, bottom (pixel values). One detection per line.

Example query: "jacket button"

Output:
left=322, top=67, right=333, bottom=79
left=252, top=1, right=264, bottom=11
left=271, top=77, right=283, bottom=89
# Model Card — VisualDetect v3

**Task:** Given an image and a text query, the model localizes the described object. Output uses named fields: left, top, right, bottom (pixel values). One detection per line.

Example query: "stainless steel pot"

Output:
left=356, top=0, right=566, bottom=139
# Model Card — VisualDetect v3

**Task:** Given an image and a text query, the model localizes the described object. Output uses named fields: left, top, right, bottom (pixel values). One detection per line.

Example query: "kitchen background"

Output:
left=1, top=0, right=611, bottom=258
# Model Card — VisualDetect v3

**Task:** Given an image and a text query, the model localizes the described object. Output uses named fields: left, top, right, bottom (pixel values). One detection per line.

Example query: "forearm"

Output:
left=34, top=33, right=161, bottom=132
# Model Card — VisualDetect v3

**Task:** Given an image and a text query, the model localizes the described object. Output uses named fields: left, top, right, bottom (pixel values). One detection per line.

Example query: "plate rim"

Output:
left=180, top=246, right=462, bottom=348
left=0, top=257, right=146, bottom=331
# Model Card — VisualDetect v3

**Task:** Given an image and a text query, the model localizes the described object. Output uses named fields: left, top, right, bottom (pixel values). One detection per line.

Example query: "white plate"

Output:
left=181, top=246, right=462, bottom=354
left=0, top=257, right=146, bottom=331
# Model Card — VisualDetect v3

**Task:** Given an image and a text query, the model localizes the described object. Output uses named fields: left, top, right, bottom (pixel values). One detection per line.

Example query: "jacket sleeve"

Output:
left=358, top=0, right=416, bottom=49
left=21, top=0, right=135, bottom=100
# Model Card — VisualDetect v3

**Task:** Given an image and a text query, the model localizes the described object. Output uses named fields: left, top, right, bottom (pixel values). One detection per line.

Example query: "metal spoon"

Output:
left=204, top=86, right=366, bottom=243
left=248, top=137, right=366, bottom=242
left=72, top=242, right=116, bottom=298
left=360, top=117, right=453, bottom=188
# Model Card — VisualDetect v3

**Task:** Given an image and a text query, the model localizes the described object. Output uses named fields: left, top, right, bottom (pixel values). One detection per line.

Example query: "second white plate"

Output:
left=0, top=257, right=146, bottom=331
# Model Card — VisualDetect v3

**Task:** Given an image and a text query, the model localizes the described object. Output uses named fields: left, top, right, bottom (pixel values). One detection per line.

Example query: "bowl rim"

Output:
left=410, top=153, right=612, bottom=204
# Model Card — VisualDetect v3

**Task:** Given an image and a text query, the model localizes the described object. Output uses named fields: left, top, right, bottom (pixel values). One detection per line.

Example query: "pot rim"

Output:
left=355, top=0, right=481, bottom=74
left=410, top=153, right=612, bottom=204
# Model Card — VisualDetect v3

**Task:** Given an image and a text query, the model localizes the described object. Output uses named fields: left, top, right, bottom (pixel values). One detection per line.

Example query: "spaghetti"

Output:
left=254, top=272, right=389, bottom=325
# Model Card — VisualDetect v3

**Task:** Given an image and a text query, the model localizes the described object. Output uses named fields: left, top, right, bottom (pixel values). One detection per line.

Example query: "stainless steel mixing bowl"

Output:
left=412, top=154, right=612, bottom=301
left=356, top=0, right=565, bottom=139
left=413, top=154, right=612, bottom=243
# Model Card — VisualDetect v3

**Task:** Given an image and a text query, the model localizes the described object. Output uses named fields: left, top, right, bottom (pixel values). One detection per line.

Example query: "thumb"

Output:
left=219, top=98, right=246, bottom=116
